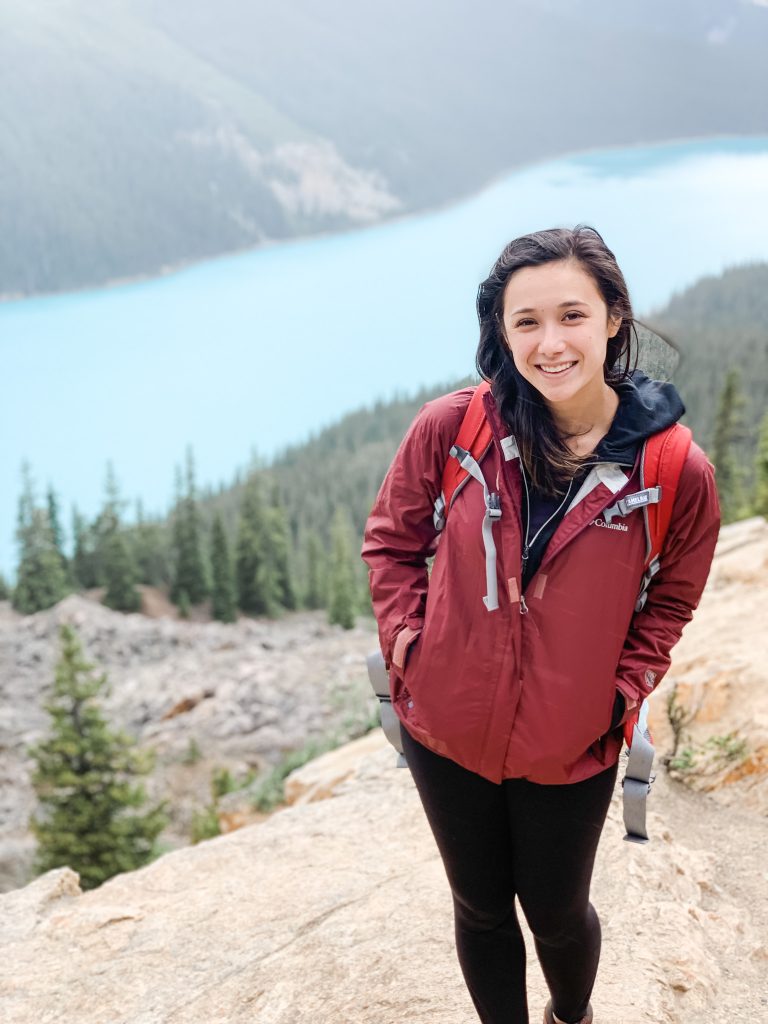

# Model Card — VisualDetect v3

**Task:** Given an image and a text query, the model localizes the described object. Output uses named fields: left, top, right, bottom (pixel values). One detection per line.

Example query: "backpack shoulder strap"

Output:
left=433, top=381, right=493, bottom=530
left=640, top=422, right=693, bottom=571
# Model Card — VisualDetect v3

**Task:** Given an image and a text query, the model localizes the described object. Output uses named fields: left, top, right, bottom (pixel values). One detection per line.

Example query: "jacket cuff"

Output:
left=616, top=677, right=642, bottom=707
left=391, top=624, right=423, bottom=671
left=611, top=678, right=642, bottom=730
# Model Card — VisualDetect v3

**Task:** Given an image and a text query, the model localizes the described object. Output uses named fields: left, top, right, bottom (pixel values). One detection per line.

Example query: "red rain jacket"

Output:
left=362, top=386, right=721, bottom=785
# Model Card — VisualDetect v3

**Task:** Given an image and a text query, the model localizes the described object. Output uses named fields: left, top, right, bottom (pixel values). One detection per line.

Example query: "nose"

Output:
left=537, top=322, right=567, bottom=356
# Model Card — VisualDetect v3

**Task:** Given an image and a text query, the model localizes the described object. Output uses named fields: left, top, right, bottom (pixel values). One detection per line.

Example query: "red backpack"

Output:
left=438, top=382, right=691, bottom=655
left=436, top=382, right=691, bottom=842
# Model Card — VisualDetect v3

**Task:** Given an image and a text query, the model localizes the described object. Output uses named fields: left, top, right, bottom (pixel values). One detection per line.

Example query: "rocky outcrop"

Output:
left=0, top=596, right=378, bottom=890
left=648, top=517, right=768, bottom=813
left=1, top=519, right=767, bottom=1021
left=283, top=729, right=387, bottom=805
left=0, top=732, right=765, bottom=1023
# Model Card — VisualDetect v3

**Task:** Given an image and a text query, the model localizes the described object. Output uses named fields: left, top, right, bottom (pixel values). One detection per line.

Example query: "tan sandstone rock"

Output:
left=0, top=735, right=766, bottom=1024
left=1, top=520, right=766, bottom=1023
left=648, top=517, right=768, bottom=814
left=283, top=729, right=389, bottom=805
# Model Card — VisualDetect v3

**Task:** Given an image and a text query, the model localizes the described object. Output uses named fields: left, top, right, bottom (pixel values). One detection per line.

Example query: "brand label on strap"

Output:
left=624, top=489, right=655, bottom=508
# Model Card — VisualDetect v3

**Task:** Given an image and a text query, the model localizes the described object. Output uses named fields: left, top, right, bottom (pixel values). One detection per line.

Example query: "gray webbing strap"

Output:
left=622, top=720, right=655, bottom=843
left=450, top=445, right=502, bottom=611
left=366, top=649, right=407, bottom=766
left=433, top=492, right=447, bottom=531
left=635, top=554, right=661, bottom=612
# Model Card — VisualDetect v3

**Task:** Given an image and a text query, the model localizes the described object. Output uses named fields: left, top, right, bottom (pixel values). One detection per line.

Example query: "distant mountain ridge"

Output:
left=1, top=0, right=767, bottom=295
left=260, top=261, right=767, bottom=550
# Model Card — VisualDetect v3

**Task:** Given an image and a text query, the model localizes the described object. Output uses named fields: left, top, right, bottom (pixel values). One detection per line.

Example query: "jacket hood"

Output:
left=595, top=370, right=685, bottom=466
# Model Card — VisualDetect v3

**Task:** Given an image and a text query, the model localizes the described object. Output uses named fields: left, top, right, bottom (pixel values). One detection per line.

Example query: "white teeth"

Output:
left=539, top=362, right=575, bottom=374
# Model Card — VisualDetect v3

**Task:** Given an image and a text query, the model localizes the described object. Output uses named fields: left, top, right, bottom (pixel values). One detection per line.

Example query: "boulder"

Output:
left=0, top=739, right=765, bottom=1023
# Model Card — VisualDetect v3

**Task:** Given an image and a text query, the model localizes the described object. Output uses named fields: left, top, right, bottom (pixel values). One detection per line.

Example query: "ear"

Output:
left=607, top=310, right=622, bottom=339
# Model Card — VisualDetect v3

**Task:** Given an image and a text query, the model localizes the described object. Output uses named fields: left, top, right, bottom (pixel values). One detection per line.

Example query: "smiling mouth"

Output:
left=536, top=361, right=577, bottom=376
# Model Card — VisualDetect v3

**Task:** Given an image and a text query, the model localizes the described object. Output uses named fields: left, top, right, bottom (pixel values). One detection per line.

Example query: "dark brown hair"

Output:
left=475, top=225, right=636, bottom=495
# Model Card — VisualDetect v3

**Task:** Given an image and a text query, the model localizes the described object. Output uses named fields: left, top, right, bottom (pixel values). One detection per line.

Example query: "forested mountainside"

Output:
left=262, top=261, right=768, bottom=534
left=8, top=261, right=766, bottom=620
left=653, top=262, right=768, bottom=456
left=1, top=0, right=767, bottom=296
left=187, top=261, right=768, bottom=606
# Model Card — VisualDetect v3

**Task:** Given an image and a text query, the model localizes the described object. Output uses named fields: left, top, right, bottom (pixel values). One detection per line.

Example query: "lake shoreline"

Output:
left=3, top=131, right=766, bottom=308
left=3, top=133, right=768, bottom=581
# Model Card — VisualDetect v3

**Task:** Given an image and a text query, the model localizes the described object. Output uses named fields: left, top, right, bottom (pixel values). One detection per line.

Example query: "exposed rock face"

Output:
left=648, top=517, right=768, bottom=813
left=0, top=733, right=765, bottom=1024
left=283, top=729, right=387, bottom=805
left=0, top=596, right=378, bottom=891
left=1, top=519, right=767, bottom=1021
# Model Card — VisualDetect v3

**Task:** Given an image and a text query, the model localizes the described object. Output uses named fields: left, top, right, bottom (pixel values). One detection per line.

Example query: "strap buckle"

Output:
left=603, top=486, right=662, bottom=525
left=485, top=492, right=501, bottom=520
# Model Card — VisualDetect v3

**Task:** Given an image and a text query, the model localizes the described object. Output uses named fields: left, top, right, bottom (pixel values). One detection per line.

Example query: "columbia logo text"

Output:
left=590, top=518, right=628, bottom=532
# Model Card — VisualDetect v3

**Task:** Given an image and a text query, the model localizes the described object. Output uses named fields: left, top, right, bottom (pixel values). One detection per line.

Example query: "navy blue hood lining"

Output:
left=521, top=371, right=685, bottom=590
left=594, top=371, right=685, bottom=466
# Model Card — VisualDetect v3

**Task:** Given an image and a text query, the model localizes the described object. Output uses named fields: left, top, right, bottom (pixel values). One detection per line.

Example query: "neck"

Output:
left=547, top=382, right=619, bottom=450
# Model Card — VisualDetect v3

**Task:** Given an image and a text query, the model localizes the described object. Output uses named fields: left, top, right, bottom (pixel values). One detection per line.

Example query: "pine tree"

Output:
left=328, top=508, right=357, bottom=630
left=13, top=464, right=69, bottom=614
left=255, top=513, right=283, bottom=618
left=28, top=625, right=168, bottom=890
left=711, top=369, right=747, bottom=524
left=46, top=485, right=70, bottom=581
left=267, top=486, right=296, bottom=611
left=131, top=500, right=172, bottom=587
left=303, top=529, right=326, bottom=609
left=99, top=465, right=141, bottom=612
left=103, top=532, right=142, bottom=613
left=754, top=411, right=768, bottom=518
left=71, top=507, right=100, bottom=590
left=177, top=589, right=190, bottom=619
left=171, top=449, right=208, bottom=607
left=235, top=477, right=280, bottom=615
left=0, top=573, right=9, bottom=601
left=210, top=514, right=237, bottom=623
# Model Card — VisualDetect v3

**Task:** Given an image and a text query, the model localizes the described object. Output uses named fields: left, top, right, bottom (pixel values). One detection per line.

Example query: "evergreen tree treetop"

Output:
left=328, top=507, right=357, bottom=630
left=14, top=464, right=69, bottom=614
left=711, top=368, right=748, bottom=524
left=28, top=625, right=167, bottom=890
left=210, top=513, right=237, bottom=624
left=753, top=411, right=768, bottom=519
left=171, top=447, right=209, bottom=607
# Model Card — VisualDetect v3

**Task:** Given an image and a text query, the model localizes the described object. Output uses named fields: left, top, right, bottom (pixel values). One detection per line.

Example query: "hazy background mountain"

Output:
left=1, top=0, right=767, bottom=296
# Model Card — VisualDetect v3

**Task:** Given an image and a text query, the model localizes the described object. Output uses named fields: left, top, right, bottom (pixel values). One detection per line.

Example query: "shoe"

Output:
left=542, top=998, right=593, bottom=1024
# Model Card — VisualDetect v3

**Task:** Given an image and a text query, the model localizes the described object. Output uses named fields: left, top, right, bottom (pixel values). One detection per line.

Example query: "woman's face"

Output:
left=500, top=259, right=621, bottom=412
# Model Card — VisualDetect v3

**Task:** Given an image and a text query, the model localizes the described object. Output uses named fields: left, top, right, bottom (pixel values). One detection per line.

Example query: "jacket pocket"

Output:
left=391, top=624, right=422, bottom=674
left=391, top=625, right=423, bottom=724
left=609, top=690, right=626, bottom=732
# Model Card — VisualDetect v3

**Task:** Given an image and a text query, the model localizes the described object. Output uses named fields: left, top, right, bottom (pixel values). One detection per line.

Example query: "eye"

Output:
left=514, top=317, right=537, bottom=328
left=563, top=311, right=585, bottom=321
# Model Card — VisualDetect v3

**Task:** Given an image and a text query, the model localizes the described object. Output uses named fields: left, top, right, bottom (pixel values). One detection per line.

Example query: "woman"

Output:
left=361, top=226, right=720, bottom=1024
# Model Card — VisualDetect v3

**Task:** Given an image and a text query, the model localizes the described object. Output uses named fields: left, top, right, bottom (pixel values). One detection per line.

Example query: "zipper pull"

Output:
left=520, top=594, right=529, bottom=615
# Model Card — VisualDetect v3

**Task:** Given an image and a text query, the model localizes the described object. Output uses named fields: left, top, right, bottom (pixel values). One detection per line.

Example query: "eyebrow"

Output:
left=508, top=300, right=591, bottom=316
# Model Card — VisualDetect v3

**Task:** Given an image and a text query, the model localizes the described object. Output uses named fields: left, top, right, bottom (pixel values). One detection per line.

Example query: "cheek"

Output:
left=584, top=335, right=608, bottom=362
left=506, top=339, right=537, bottom=370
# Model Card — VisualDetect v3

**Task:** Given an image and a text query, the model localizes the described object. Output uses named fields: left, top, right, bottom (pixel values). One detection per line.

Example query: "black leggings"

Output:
left=400, top=725, right=618, bottom=1024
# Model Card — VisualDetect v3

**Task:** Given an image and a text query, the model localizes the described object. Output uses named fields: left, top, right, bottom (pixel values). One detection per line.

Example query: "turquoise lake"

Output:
left=3, top=135, right=768, bottom=576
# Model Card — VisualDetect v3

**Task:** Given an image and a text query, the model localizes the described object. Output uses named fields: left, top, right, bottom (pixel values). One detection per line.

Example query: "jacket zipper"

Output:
left=519, top=463, right=575, bottom=614
left=533, top=457, right=637, bottom=576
